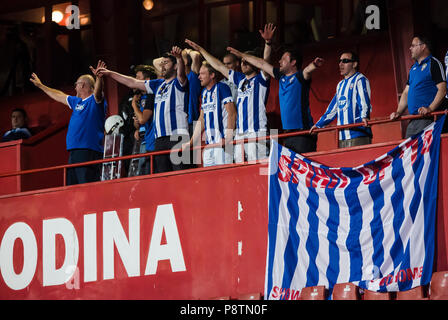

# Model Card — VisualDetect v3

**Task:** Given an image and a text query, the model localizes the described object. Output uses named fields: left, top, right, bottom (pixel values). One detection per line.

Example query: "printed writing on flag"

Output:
left=277, top=128, right=433, bottom=188
left=378, top=266, right=423, bottom=287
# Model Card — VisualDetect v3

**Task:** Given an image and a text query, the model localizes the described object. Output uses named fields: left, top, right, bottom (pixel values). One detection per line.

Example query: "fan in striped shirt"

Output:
left=96, top=46, right=190, bottom=173
left=310, top=51, right=373, bottom=148
left=182, top=62, right=237, bottom=167
left=185, top=23, right=276, bottom=162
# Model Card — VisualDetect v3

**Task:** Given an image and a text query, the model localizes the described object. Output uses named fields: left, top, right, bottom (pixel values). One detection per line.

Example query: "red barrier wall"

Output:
left=1, top=136, right=447, bottom=299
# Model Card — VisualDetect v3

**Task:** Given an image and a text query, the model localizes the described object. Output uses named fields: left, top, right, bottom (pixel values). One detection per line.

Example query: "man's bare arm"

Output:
left=390, top=85, right=409, bottom=119
left=97, top=68, right=147, bottom=92
left=227, top=47, right=275, bottom=78
left=302, top=57, right=325, bottom=80
left=30, top=73, right=68, bottom=106
left=185, top=39, right=230, bottom=79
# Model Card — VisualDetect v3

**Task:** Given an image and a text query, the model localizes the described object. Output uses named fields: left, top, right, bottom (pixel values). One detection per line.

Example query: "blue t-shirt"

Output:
left=187, top=71, right=202, bottom=124
left=66, top=94, right=107, bottom=153
left=407, top=55, right=446, bottom=115
left=273, top=68, right=314, bottom=130
left=139, top=93, right=155, bottom=151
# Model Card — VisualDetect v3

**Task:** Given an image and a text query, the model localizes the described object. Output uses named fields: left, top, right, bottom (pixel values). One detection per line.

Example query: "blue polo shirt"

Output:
left=138, top=93, right=155, bottom=151
left=273, top=68, right=314, bottom=130
left=66, top=94, right=107, bottom=153
left=187, top=71, right=202, bottom=124
left=407, top=55, right=446, bottom=115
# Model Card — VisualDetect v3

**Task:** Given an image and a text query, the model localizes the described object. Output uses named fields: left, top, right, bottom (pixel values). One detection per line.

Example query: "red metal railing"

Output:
left=0, top=111, right=446, bottom=188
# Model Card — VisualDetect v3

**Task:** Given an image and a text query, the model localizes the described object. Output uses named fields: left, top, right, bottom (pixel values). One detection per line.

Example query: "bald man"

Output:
left=30, top=61, right=108, bottom=185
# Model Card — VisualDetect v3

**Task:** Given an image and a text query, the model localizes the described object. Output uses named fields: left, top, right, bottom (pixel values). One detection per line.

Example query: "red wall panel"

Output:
left=1, top=136, right=447, bottom=299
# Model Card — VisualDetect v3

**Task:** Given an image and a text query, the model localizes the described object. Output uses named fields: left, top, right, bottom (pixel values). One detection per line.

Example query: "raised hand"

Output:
left=90, top=60, right=107, bottom=78
left=259, top=23, right=276, bottom=42
left=226, top=46, right=243, bottom=58
left=185, top=39, right=202, bottom=52
left=170, top=46, right=183, bottom=59
left=313, top=57, right=325, bottom=68
left=30, top=73, right=43, bottom=87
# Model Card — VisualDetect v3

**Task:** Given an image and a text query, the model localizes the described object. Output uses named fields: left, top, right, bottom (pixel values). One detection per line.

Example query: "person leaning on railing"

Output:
left=1, top=108, right=32, bottom=142
left=309, top=51, right=373, bottom=148
left=390, top=35, right=447, bottom=138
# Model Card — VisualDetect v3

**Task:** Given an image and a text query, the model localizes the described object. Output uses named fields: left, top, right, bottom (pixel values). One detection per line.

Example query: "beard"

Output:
left=162, top=68, right=176, bottom=79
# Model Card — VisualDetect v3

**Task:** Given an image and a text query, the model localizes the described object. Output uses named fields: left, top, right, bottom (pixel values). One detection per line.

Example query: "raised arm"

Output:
left=185, top=39, right=230, bottom=79
left=30, top=73, right=68, bottom=106
left=189, top=50, right=202, bottom=74
left=303, top=57, right=324, bottom=80
left=171, top=46, right=187, bottom=86
left=227, top=47, right=275, bottom=78
left=152, top=57, right=163, bottom=78
left=90, top=60, right=106, bottom=103
left=96, top=67, right=146, bottom=92
left=259, top=23, right=276, bottom=63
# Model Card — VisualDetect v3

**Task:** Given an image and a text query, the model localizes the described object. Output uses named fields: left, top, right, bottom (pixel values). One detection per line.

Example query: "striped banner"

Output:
left=265, top=116, right=444, bottom=300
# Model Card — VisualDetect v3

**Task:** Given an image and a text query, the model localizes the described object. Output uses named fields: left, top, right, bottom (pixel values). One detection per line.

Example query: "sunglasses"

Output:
left=339, top=58, right=355, bottom=64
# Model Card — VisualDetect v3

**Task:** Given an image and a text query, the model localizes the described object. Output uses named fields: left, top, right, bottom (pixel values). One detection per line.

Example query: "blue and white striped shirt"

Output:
left=228, top=70, right=269, bottom=134
left=315, top=72, right=372, bottom=140
left=201, top=82, right=233, bottom=145
left=445, top=50, right=448, bottom=99
left=144, top=78, right=189, bottom=138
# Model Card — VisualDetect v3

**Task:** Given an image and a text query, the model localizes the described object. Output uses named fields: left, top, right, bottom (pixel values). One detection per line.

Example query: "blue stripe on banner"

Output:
left=266, top=142, right=284, bottom=299
left=396, top=134, right=425, bottom=291
left=304, top=163, right=320, bottom=287
left=343, top=170, right=363, bottom=282
left=389, top=148, right=406, bottom=287
left=368, top=172, right=385, bottom=285
left=280, top=160, right=301, bottom=292
left=421, top=117, right=443, bottom=285
left=324, top=179, right=340, bottom=289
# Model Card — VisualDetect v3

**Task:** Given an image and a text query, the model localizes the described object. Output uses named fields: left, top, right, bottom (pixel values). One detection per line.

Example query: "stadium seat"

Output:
left=236, top=292, right=263, bottom=300
left=395, top=286, right=427, bottom=300
left=299, top=286, right=327, bottom=300
left=429, top=271, right=448, bottom=300
left=332, top=283, right=361, bottom=300
left=362, top=289, right=392, bottom=300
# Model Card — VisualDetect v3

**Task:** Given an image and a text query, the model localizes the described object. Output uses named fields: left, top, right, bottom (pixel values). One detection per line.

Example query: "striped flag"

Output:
left=265, top=116, right=445, bottom=300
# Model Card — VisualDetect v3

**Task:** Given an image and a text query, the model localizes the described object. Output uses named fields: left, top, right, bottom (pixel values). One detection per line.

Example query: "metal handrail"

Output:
left=0, top=111, right=446, bottom=183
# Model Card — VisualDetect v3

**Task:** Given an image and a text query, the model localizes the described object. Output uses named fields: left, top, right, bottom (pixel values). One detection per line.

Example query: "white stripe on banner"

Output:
left=265, top=115, right=445, bottom=300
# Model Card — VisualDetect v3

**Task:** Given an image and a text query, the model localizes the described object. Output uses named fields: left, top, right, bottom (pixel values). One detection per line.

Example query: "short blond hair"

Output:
left=78, top=74, right=95, bottom=89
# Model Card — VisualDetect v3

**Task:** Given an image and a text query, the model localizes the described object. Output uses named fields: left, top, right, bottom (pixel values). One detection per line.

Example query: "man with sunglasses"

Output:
left=310, top=51, right=373, bottom=148
left=390, top=36, right=446, bottom=138
left=96, top=46, right=190, bottom=173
